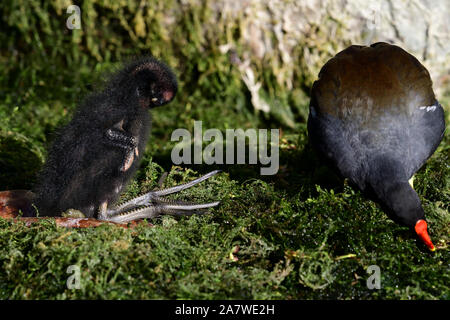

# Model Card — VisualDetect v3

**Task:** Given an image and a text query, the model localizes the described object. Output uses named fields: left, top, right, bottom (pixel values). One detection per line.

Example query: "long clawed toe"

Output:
left=101, top=170, right=221, bottom=224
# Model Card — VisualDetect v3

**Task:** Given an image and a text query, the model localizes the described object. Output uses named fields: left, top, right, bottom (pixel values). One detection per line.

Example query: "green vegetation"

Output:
left=0, top=0, right=448, bottom=299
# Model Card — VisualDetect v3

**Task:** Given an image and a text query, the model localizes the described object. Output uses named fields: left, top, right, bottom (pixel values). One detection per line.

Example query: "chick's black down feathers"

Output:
left=33, top=57, right=178, bottom=218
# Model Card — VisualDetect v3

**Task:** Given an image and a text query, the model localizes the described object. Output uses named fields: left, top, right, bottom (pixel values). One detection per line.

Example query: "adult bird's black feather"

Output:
left=307, top=42, right=445, bottom=251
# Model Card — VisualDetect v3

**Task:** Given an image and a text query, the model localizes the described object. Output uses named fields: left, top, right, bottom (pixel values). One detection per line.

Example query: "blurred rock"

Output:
left=212, top=0, right=449, bottom=96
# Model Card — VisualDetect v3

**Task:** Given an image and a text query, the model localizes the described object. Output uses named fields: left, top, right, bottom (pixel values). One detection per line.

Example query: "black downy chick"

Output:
left=32, top=57, right=219, bottom=223
left=308, top=43, right=445, bottom=251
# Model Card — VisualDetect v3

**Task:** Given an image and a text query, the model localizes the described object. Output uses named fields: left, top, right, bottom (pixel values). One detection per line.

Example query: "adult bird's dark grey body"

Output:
left=32, top=57, right=220, bottom=222
left=307, top=42, right=445, bottom=250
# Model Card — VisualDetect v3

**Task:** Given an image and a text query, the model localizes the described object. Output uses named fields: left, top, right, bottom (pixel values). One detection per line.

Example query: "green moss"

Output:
left=0, top=131, right=44, bottom=189
left=1, top=159, right=448, bottom=299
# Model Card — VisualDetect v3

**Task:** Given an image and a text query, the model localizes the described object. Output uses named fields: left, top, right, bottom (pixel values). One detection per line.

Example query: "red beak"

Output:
left=415, top=219, right=435, bottom=251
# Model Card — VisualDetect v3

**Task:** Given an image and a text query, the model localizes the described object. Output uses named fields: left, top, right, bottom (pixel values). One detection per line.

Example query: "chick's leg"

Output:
left=104, top=120, right=139, bottom=171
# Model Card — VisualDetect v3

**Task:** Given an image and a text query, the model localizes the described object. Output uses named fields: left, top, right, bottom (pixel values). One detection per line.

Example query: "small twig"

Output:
left=158, top=172, right=169, bottom=188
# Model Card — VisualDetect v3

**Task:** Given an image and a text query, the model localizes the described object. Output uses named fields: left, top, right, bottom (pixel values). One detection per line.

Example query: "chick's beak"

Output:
left=155, top=91, right=175, bottom=106
left=415, top=219, right=435, bottom=251
left=163, top=90, right=173, bottom=102
left=148, top=91, right=174, bottom=107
